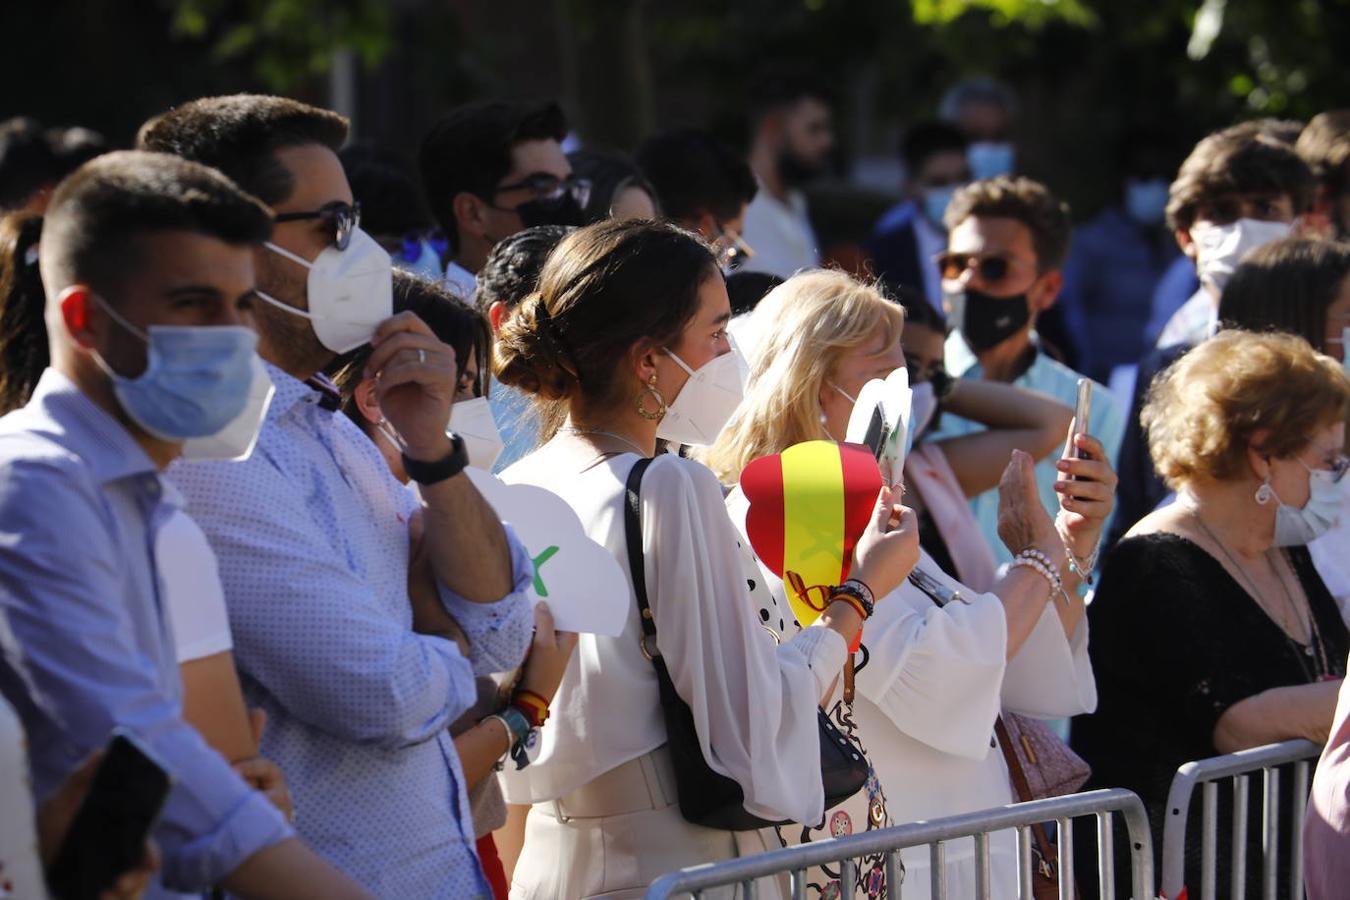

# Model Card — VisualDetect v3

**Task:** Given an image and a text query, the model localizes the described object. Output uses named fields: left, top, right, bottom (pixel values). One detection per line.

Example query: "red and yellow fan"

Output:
left=740, top=440, right=882, bottom=643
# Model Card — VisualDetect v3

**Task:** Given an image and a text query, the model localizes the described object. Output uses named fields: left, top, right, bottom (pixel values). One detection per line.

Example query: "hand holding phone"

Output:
left=45, top=730, right=171, bottom=900
left=1071, top=378, right=1092, bottom=462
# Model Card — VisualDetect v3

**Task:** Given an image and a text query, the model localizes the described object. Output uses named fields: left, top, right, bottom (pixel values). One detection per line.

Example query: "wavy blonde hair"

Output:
left=699, top=270, right=905, bottom=483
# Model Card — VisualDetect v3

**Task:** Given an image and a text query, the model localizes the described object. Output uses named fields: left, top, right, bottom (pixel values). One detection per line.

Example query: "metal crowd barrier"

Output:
left=645, top=788, right=1154, bottom=900
left=1159, top=739, right=1322, bottom=900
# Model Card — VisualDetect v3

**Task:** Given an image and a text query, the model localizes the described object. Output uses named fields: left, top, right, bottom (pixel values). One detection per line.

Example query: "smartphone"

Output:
left=1072, top=378, right=1093, bottom=460
left=47, top=730, right=173, bottom=900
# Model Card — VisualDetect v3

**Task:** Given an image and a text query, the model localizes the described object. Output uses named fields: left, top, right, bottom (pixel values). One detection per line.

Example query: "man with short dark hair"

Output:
left=1154, top=123, right=1314, bottom=349
left=741, top=67, right=834, bottom=277
left=141, top=95, right=533, bottom=898
left=1297, top=110, right=1350, bottom=238
left=419, top=100, right=584, bottom=299
left=934, top=175, right=1124, bottom=566
left=0, top=150, right=369, bottom=899
left=1055, top=133, right=1181, bottom=381
left=634, top=128, right=758, bottom=268
left=866, top=120, right=971, bottom=309
left=938, top=78, right=1019, bottom=180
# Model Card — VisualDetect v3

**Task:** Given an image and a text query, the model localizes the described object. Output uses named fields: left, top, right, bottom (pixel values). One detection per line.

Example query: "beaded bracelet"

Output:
left=1010, top=550, right=1072, bottom=607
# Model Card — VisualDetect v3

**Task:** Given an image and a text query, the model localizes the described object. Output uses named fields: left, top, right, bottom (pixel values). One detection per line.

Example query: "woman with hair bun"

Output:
left=493, top=219, right=920, bottom=899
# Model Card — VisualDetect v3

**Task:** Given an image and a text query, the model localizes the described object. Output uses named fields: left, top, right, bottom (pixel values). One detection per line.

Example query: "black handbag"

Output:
left=623, top=457, right=869, bottom=831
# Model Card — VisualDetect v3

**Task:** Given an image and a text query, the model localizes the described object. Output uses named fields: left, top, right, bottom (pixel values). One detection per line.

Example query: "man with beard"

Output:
left=740, top=67, right=834, bottom=278
left=420, top=100, right=587, bottom=300
left=933, top=175, right=1125, bottom=568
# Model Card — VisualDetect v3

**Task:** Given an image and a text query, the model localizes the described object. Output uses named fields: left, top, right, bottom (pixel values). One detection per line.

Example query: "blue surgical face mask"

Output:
left=922, top=185, right=959, bottom=227
left=967, top=142, right=1015, bottom=180
left=1269, top=458, right=1348, bottom=547
left=90, top=295, right=258, bottom=441
left=1124, top=177, right=1169, bottom=226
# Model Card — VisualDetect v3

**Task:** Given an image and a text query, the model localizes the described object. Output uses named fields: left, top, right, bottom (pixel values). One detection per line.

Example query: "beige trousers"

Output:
left=509, top=748, right=784, bottom=900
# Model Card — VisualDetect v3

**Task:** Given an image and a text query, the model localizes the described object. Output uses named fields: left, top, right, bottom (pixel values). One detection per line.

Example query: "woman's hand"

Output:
left=997, top=449, right=1063, bottom=564
left=851, top=484, right=921, bottom=600
left=516, top=603, right=579, bottom=705
left=1053, top=429, right=1118, bottom=560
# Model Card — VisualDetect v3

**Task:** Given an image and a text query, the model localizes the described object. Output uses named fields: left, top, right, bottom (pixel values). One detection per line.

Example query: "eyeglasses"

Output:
left=935, top=251, right=1018, bottom=283
left=712, top=226, right=755, bottom=271
left=274, top=201, right=362, bottom=251
left=491, top=173, right=592, bottom=209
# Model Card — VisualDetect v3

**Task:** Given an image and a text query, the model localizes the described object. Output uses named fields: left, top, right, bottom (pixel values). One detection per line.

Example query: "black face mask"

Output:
left=515, top=192, right=586, bottom=229
left=945, top=286, right=1031, bottom=353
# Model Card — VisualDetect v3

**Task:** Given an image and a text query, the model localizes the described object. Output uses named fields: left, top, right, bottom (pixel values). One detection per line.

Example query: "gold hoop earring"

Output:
left=637, top=374, right=666, bottom=420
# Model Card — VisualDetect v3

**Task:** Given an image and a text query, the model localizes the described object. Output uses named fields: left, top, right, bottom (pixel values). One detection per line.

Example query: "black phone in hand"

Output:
left=46, top=729, right=172, bottom=900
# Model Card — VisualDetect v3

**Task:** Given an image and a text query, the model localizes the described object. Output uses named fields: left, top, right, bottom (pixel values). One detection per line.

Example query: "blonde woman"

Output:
left=703, top=270, right=1114, bottom=898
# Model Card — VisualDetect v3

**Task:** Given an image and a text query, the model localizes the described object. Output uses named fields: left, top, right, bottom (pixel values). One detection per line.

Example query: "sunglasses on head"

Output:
left=935, top=251, right=1014, bottom=283
left=274, top=201, right=362, bottom=251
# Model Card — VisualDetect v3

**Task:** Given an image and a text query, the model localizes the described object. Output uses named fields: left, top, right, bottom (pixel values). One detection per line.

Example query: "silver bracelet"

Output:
left=1064, top=540, right=1099, bottom=585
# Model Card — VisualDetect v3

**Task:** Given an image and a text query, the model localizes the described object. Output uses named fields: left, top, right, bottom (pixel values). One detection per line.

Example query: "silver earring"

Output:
left=1255, top=475, right=1274, bottom=505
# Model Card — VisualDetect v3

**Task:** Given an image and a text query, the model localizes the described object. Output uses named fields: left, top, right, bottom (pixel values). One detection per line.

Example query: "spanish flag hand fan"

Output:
left=740, top=440, right=882, bottom=635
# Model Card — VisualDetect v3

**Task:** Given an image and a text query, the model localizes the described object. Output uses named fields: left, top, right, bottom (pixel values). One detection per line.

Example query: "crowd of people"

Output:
left=3, top=71, right=1350, bottom=900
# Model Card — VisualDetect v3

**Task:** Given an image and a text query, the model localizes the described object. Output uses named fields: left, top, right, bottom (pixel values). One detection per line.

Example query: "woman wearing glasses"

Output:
left=1072, top=330, right=1350, bottom=898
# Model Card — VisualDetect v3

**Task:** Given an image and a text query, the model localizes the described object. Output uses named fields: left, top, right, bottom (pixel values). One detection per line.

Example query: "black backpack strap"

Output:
left=624, top=457, right=660, bottom=662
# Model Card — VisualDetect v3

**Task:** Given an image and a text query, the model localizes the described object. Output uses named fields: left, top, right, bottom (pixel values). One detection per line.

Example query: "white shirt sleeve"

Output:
left=642, top=456, right=845, bottom=825
left=1000, top=605, right=1097, bottom=718
left=157, top=511, right=233, bottom=664
left=855, top=564, right=1010, bottom=761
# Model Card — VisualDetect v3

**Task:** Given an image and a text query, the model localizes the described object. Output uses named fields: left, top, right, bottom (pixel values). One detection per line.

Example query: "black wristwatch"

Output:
left=401, top=433, right=469, bottom=485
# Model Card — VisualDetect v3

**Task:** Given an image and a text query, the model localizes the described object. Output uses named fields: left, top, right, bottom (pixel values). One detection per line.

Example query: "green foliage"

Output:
left=166, top=0, right=391, bottom=92
left=912, top=0, right=1098, bottom=29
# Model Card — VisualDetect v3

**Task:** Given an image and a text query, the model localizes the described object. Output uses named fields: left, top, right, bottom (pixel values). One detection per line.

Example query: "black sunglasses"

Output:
left=935, top=251, right=1014, bottom=284
left=491, top=173, right=591, bottom=208
left=274, top=201, right=362, bottom=251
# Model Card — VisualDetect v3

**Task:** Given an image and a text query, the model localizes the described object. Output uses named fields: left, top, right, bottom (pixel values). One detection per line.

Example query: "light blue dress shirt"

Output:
left=934, top=334, right=1127, bottom=568
left=0, top=369, right=293, bottom=896
left=167, top=363, right=533, bottom=899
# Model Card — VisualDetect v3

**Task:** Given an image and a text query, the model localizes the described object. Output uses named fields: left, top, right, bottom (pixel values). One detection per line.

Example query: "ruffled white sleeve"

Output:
left=1000, top=604, right=1096, bottom=718
left=854, top=557, right=1010, bottom=760
left=643, top=456, right=845, bottom=826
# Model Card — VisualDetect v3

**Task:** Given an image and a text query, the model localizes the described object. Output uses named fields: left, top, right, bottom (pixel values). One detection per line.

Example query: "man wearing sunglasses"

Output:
left=420, top=100, right=587, bottom=301
left=139, top=95, right=534, bottom=899
left=932, top=175, right=1125, bottom=568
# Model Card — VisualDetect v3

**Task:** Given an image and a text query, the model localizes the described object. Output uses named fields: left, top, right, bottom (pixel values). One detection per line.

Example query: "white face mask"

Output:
left=656, top=339, right=748, bottom=447
left=448, top=397, right=504, bottom=470
left=1192, top=218, right=1292, bottom=294
left=909, top=381, right=938, bottom=445
left=180, top=355, right=275, bottom=461
left=1270, top=460, right=1347, bottom=546
left=257, top=227, right=394, bottom=353
left=1325, top=326, right=1350, bottom=373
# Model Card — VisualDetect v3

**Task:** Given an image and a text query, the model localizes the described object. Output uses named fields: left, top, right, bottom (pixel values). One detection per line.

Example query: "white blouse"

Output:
left=497, top=449, right=847, bottom=827
left=726, top=488, right=1095, bottom=899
